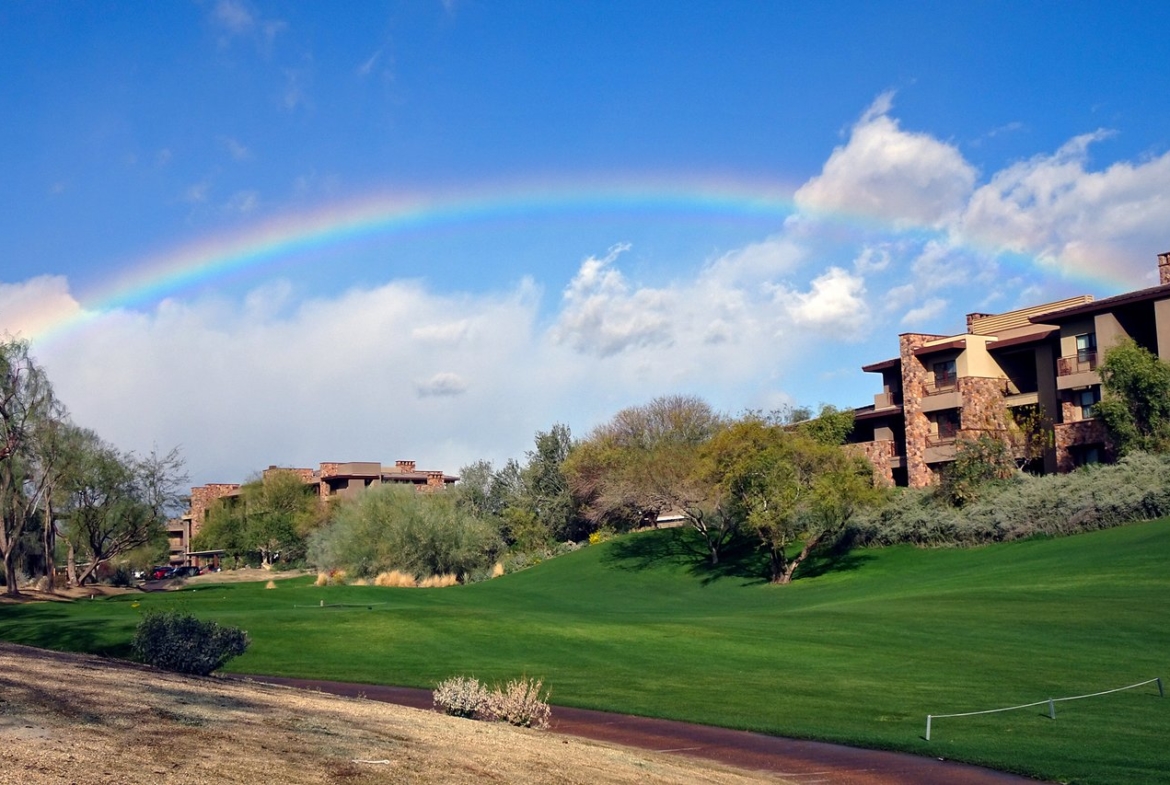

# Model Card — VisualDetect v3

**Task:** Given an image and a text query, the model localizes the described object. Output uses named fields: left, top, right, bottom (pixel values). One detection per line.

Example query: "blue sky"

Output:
left=3, top=1, right=1170, bottom=486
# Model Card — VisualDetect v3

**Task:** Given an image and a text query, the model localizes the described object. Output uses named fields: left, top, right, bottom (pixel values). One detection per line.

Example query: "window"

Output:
left=1075, top=333, right=1097, bottom=366
left=933, top=359, right=957, bottom=389
left=1072, top=444, right=1103, bottom=466
left=1074, top=387, right=1099, bottom=419
left=935, top=410, right=960, bottom=440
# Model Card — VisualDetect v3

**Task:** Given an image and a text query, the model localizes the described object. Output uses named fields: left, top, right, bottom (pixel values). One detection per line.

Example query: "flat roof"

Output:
left=1029, top=282, right=1170, bottom=323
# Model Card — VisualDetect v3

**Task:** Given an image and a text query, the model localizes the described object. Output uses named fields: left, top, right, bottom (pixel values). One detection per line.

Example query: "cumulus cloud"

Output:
left=795, top=92, right=977, bottom=229
left=773, top=267, right=870, bottom=340
left=0, top=277, right=83, bottom=340
left=901, top=297, right=948, bottom=327
left=552, top=244, right=675, bottom=357
left=961, top=131, right=1170, bottom=285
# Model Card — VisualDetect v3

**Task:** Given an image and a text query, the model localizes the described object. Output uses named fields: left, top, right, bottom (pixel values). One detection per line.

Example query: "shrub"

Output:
left=132, top=610, right=250, bottom=676
left=374, top=570, right=417, bottom=587
left=485, top=676, right=552, bottom=729
left=433, top=676, right=490, bottom=718
left=418, top=573, right=458, bottom=588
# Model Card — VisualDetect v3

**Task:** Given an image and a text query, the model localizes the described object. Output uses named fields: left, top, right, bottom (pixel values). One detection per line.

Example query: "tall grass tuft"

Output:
left=374, top=570, right=417, bottom=587
left=418, top=573, right=458, bottom=588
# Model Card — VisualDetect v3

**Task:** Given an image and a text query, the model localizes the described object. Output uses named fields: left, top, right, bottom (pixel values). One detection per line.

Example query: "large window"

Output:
left=1075, top=333, right=1097, bottom=366
left=934, top=409, right=960, bottom=440
left=932, top=359, right=957, bottom=389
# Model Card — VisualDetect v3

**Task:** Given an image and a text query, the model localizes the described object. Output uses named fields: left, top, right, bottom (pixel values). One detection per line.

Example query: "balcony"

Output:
left=921, top=374, right=961, bottom=413
left=1056, top=352, right=1100, bottom=391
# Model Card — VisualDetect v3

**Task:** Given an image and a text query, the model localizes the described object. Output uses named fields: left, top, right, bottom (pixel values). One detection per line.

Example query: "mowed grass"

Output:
left=3, top=521, right=1169, bottom=784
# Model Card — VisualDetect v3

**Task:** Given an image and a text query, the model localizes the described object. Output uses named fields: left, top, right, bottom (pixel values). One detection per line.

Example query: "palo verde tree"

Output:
left=706, top=412, right=881, bottom=584
left=1095, top=338, right=1170, bottom=456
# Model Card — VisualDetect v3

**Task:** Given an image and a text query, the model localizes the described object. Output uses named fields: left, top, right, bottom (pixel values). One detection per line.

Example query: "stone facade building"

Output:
left=169, top=460, right=458, bottom=566
left=848, top=251, right=1170, bottom=488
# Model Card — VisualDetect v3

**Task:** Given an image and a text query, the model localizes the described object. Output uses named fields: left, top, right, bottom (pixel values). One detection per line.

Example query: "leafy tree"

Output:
left=937, top=434, right=1017, bottom=507
left=62, top=433, right=181, bottom=586
left=794, top=404, right=856, bottom=446
left=706, top=416, right=881, bottom=583
left=0, top=339, right=58, bottom=596
left=564, top=395, right=734, bottom=564
left=1095, top=339, right=1170, bottom=456
left=193, top=469, right=321, bottom=566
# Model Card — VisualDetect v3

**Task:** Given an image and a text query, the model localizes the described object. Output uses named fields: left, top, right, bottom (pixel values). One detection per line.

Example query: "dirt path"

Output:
left=247, top=676, right=1044, bottom=785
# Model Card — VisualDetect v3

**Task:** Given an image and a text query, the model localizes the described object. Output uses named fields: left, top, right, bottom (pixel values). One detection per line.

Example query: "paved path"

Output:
left=243, top=676, right=1044, bottom=785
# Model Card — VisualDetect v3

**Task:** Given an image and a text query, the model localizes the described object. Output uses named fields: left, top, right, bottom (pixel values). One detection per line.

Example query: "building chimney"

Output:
left=396, top=460, right=416, bottom=473
left=1159, top=251, right=1170, bottom=285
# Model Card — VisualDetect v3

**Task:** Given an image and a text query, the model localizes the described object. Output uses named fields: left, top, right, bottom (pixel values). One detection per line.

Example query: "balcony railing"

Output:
left=925, top=434, right=956, bottom=448
left=924, top=373, right=958, bottom=395
left=1058, top=352, right=1097, bottom=376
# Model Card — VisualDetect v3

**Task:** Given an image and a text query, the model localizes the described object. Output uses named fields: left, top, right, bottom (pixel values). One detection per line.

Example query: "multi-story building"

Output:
left=171, top=460, right=458, bottom=566
left=849, top=252, right=1170, bottom=487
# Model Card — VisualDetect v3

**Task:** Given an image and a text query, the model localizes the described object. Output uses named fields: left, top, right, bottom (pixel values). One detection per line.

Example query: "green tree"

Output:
left=62, top=434, right=182, bottom=586
left=706, top=416, right=881, bottom=583
left=193, top=469, right=321, bottom=566
left=0, top=338, right=58, bottom=596
left=1095, top=339, right=1170, bottom=456
left=564, top=395, right=734, bottom=564
left=938, top=434, right=1016, bottom=507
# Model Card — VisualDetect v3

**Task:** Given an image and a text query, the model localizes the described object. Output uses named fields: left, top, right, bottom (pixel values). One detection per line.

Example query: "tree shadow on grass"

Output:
left=603, top=527, right=875, bottom=586
left=0, top=605, right=135, bottom=659
left=602, top=527, right=770, bottom=586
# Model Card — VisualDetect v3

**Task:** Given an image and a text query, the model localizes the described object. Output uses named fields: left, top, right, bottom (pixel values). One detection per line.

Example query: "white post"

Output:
left=925, top=715, right=932, bottom=741
left=1047, top=699, right=1056, bottom=719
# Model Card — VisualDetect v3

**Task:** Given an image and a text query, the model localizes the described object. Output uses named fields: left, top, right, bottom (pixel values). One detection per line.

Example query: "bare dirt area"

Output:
left=0, top=641, right=791, bottom=785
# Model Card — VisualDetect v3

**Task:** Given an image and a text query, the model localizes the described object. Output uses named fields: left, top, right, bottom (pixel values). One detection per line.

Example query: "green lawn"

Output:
left=3, top=521, right=1169, bottom=784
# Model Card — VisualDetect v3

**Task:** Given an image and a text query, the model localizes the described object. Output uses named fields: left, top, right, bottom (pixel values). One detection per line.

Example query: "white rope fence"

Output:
left=925, top=677, right=1163, bottom=741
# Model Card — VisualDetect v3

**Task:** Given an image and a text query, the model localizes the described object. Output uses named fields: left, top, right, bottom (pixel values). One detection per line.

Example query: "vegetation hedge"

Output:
left=850, top=451, right=1170, bottom=546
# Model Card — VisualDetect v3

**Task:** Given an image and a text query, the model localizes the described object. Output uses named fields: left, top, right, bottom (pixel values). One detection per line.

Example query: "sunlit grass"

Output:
left=2, top=520, right=1168, bottom=784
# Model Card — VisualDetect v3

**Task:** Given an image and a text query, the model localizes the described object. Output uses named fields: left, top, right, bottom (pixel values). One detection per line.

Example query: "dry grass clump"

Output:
left=418, top=573, right=458, bottom=588
left=374, top=570, right=417, bottom=587
left=265, top=580, right=277, bottom=589
left=315, top=569, right=348, bottom=586
left=491, top=562, right=505, bottom=578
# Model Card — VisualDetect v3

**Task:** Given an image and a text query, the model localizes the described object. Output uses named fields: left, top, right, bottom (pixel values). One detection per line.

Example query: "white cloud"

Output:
left=552, top=245, right=675, bottom=357
left=212, top=0, right=254, bottom=35
left=0, top=277, right=82, bottom=340
left=221, top=137, right=251, bottom=161
left=224, top=190, right=259, bottom=213
left=773, top=267, right=870, bottom=340
left=901, top=297, right=948, bottom=326
left=794, top=93, right=977, bottom=229
left=961, top=131, right=1170, bottom=286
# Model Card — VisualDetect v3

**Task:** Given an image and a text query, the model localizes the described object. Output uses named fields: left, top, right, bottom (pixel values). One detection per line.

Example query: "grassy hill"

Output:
left=2, top=521, right=1168, bottom=784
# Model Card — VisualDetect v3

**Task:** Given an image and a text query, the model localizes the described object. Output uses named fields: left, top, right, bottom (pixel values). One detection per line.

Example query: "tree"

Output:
left=62, top=434, right=184, bottom=586
left=0, top=339, right=58, bottom=596
left=937, top=434, right=1016, bottom=507
left=564, top=395, right=734, bottom=564
left=1095, top=339, right=1170, bottom=456
left=193, top=469, right=321, bottom=567
left=706, top=416, right=881, bottom=584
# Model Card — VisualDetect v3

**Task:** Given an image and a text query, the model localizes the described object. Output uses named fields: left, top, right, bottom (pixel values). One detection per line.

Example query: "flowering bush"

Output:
left=433, top=676, right=490, bottom=719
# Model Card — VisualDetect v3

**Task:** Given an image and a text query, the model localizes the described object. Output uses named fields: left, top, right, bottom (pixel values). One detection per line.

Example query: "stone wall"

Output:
left=187, top=483, right=241, bottom=538
left=844, top=440, right=896, bottom=488
left=1054, top=419, right=1110, bottom=472
left=900, top=333, right=946, bottom=488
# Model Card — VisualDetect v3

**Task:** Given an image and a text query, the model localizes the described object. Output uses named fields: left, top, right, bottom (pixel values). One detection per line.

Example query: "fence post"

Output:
left=925, top=715, right=932, bottom=741
left=1047, top=699, right=1056, bottom=719
left=1158, top=677, right=1164, bottom=698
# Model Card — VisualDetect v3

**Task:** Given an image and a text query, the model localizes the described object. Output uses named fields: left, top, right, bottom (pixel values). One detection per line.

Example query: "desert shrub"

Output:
left=485, top=676, right=552, bottom=729
left=132, top=610, right=250, bottom=676
left=106, top=565, right=135, bottom=588
left=852, top=451, right=1170, bottom=546
left=433, top=676, right=490, bottom=718
left=374, top=570, right=417, bottom=587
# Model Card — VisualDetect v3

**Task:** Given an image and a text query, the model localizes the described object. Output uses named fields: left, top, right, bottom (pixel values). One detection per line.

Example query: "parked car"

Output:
left=149, top=566, right=175, bottom=581
left=171, top=566, right=202, bottom=578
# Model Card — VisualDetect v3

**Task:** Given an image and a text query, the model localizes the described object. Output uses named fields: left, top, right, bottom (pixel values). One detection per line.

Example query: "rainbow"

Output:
left=20, top=177, right=1129, bottom=345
